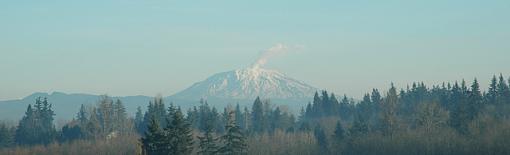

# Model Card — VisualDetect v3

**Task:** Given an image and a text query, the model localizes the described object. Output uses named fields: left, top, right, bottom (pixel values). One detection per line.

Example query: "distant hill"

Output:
left=0, top=92, right=153, bottom=121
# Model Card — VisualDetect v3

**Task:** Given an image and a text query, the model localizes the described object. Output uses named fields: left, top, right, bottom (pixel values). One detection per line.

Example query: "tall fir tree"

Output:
left=468, top=79, right=483, bottom=119
left=333, top=121, right=346, bottom=142
left=218, top=111, right=247, bottom=155
left=15, top=98, right=57, bottom=145
left=135, top=106, right=145, bottom=134
left=251, top=97, right=264, bottom=133
left=487, top=75, right=498, bottom=105
left=497, top=74, right=510, bottom=104
left=0, top=123, right=13, bottom=148
left=197, top=117, right=219, bottom=155
left=164, top=107, right=194, bottom=155
left=141, top=116, right=166, bottom=155
left=77, top=104, right=88, bottom=125
left=84, top=107, right=101, bottom=139
left=314, top=125, right=329, bottom=154
left=350, top=112, right=369, bottom=137
left=380, top=84, right=398, bottom=136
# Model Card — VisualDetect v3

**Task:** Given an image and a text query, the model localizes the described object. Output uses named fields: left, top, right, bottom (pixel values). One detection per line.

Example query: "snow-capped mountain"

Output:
left=171, top=67, right=317, bottom=101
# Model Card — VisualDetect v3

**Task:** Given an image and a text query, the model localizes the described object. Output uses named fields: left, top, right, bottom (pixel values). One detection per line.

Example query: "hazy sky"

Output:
left=1, top=1, right=509, bottom=100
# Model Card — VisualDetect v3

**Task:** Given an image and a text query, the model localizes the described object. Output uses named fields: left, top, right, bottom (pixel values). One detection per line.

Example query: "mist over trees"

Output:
left=1, top=75, right=510, bottom=154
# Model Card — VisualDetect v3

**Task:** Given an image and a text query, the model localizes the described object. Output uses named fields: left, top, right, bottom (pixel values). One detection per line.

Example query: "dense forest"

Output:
left=1, top=74, right=510, bottom=155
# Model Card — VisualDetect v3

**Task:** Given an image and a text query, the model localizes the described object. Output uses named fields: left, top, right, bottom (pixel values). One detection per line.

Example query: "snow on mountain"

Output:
left=171, top=67, right=317, bottom=100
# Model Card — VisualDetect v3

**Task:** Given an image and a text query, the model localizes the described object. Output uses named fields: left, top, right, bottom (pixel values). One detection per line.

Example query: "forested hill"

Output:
left=0, top=92, right=153, bottom=121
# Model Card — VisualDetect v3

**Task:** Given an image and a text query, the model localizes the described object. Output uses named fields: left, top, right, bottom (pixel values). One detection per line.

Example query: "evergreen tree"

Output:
left=84, top=107, right=101, bottom=139
left=450, top=81, right=471, bottom=134
left=333, top=121, right=346, bottom=142
left=350, top=112, right=369, bottom=137
left=321, top=91, right=332, bottom=115
left=339, top=94, right=351, bottom=120
left=15, top=98, right=57, bottom=145
left=135, top=106, right=144, bottom=134
left=77, top=104, right=88, bottom=125
left=497, top=74, right=510, bottom=104
left=0, top=123, right=13, bottom=148
left=218, top=111, right=247, bottom=155
left=15, top=104, right=35, bottom=145
left=468, top=79, right=483, bottom=119
left=332, top=121, right=346, bottom=154
left=113, top=99, right=128, bottom=133
left=235, top=104, right=244, bottom=131
left=212, top=107, right=224, bottom=133
left=242, top=107, right=250, bottom=131
left=251, top=97, right=264, bottom=133
left=198, top=99, right=213, bottom=131
left=141, top=116, right=166, bottom=155
left=358, top=93, right=373, bottom=121
left=61, top=122, right=83, bottom=142
left=164, top=107, right=194, bottom=155
left=314, top=125, right=328, bottom=154
left=305, top=103, right=313, bottom=119
left=371, top=89, right=382, bottom=114
left=97, top=95, right=114, bottom=134
left=198, top=117, right=219, bottom=155
left=270, top=107, right=282, bottom=132
left=330, top=93, right=340, bottom=113
left=380, top=84, right=398, bottom=136
left=143, top=96, right=167, bottom=133
left=312, top=92, right=322, bottom=117
left=487, top=75, right=498, bottom=105
left=39, top=97, right=57, bottom=144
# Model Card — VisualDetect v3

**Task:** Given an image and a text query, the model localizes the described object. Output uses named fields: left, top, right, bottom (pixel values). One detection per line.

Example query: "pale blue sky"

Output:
left=1, top=0, right=509, bottom=100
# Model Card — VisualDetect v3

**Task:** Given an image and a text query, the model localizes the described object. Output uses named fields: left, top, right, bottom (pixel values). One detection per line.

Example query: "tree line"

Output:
left=1, top=74, right=510, bottom=155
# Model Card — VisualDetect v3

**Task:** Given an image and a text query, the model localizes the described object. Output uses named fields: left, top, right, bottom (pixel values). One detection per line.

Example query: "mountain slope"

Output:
left=171, top=67, right=317, bottom=102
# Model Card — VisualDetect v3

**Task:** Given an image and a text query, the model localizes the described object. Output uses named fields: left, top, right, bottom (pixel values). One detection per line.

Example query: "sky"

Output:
left=1, top=0, right=509, bottom=100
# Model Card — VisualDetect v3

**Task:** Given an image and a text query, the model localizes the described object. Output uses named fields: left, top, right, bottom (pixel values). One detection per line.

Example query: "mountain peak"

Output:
left=172, top=67, right=317, bottom=100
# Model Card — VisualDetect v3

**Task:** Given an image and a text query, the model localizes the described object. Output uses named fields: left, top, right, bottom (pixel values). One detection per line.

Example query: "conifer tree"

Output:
left=135, top=106, right=145, bottom=134
left=350, top=112, right=369, bottom=137
left=497, top=74, right=510, bottom=104
left=450, top=81, right=471, bottom=134
left=242, top=107, right=250, bottom=131
left=218, top=111, right=247, bottom=155
left=15, top=104, right=35, bottom=145
left=164, top=107, right=194, bottom=155
left=314, top=125, right=328, bottom=154
left=380, top=84, right=398, bottom=136
left=77, top=104, right=88, bottom=125
left=0, top=123, right=13, bottom=148
left=371, top=89, right=382, bottom=115
left=85, top=107, right=101, bottom=139
left=141, top=116, right=165, bottom=155
left=468, top=79, right=482, bottom=119
left=198, top=117, right=219, bottom=155
left=15, top=98, right=57, bottom=145
left=332, top=121, right=346, bottom=154
left=251, top=97, right=264, bottom=133
left=330, top=93, right=340, bottom=115
left=333, top=121, right=346, bottom=142
left=339, top=95, right=351, bottom=120
left=487, top=75, right=498, bottom=105
left=312, top=92, right=322, bottom=117
left=235, top=104, right=244, bottom=130
left=113, top=99, right=128, bottom=132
